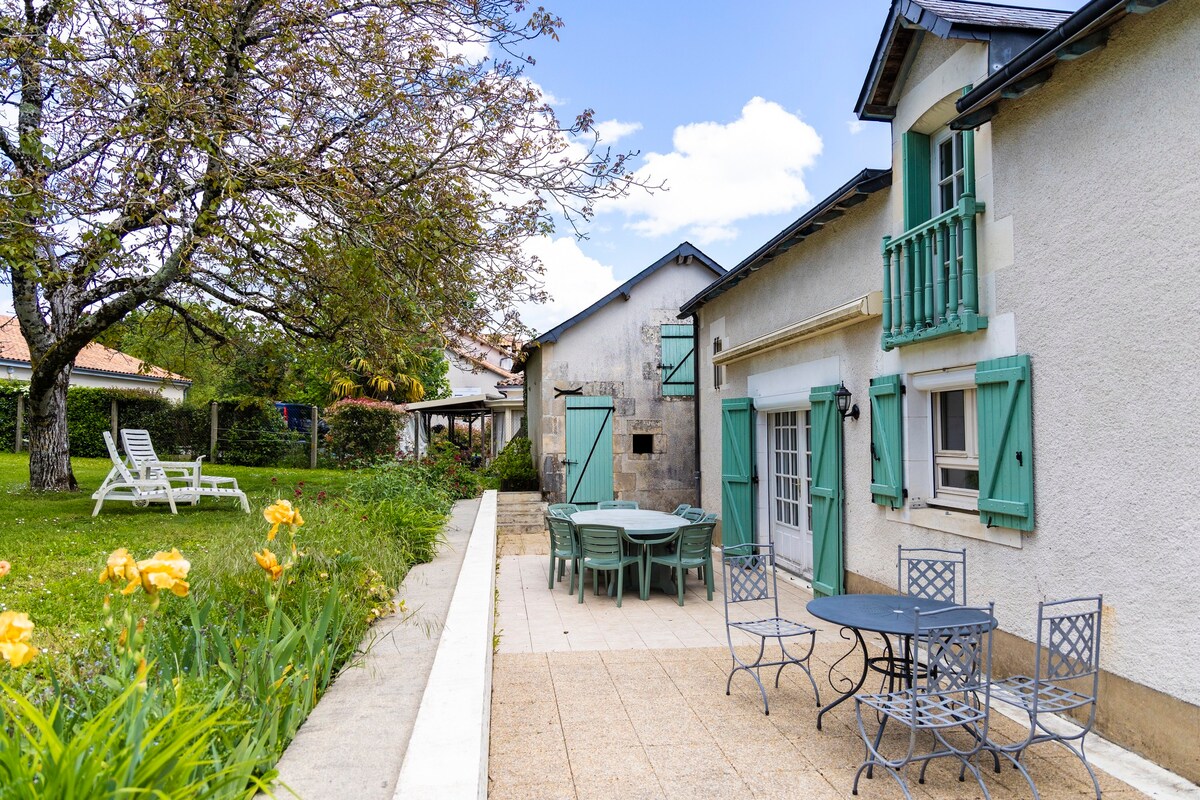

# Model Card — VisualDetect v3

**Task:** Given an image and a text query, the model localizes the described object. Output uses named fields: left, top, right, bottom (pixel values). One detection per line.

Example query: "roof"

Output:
left=857, top=0, right=1072, bottom=121
left=0, top=315, right=191, bottom=384
left=678, top=169, right=893, bottom=317
left=953, top=0, right=1170, bottom=129
left=405, top=392, right=502, bottom=412
left=521, top=241, right=724, bottom=352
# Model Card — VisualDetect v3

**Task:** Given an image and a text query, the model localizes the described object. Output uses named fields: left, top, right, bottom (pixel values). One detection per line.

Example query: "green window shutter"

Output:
left=809, top=385, right=844, bottom=597
left=660, top=323, right=695, bottom=397
left=975, top=355, right=1034, bottom=531
left=869, top=374, right=904, bottom=509
left=720, top=398, right=755, bottom=553
left=902, top=131, right=932, bottom=231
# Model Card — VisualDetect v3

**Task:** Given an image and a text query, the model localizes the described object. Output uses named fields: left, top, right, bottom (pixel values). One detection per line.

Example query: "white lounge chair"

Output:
left=120, top=428, right=250, bottom=513
left=92, top=432, right=182, bottom=516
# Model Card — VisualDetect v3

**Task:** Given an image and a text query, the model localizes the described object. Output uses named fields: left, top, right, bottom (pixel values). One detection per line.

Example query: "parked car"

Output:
left=274, top=402, right=330, bottom=436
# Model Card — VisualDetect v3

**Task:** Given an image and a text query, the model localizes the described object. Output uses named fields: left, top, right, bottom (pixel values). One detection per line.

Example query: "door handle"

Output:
left=562, top=459, right=577, bottom=466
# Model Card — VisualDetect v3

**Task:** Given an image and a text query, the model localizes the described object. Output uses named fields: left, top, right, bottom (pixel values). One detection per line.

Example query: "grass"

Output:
left=0, top=452, right=363, bottom=659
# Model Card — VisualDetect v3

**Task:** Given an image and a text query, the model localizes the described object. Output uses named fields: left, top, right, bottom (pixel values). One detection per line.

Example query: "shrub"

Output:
left=0, top=381, right=27, bottom=454
left=324, top=398, right=406, bottom=466
left=488, top=435, right=538, bottom=491
left=213, top=398, right=291, bottom=467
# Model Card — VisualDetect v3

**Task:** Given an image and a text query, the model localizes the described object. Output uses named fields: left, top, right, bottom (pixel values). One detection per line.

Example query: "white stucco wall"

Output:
left=2, top=363, right=189, bottom=402
left=697, top=6, right=1200, bottom=710
left=529, top=258, right=718, bottom=508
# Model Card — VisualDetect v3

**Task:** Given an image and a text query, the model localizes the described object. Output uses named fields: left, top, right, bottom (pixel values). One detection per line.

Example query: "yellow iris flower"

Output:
left=136, top=549, right=191, bottom=597
left=263, top=500, right=304, bottom=541
left=0, top=611, right=37, bottom=667
left=254, top=548, right=286, bottom=581
left=99, top=548, right=142, bottom=596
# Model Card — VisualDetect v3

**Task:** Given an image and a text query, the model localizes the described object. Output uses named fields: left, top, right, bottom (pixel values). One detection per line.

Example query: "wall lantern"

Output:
left=835, top=382, right=859, bottom=421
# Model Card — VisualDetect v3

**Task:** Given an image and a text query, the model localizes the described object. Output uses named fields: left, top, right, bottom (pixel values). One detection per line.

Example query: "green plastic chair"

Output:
left=680, top=507, right=705, bottom=522
left=597, top=500, right=639, bottom=510
left=545, top=515, right=580, bottom=593
left=646, top=523, right=715, bottom=605
left=575, top=523, right=640, bottom=607
left=700, top=512, right=718, bottom=523
left=670, top=504, right=691, bottom=516
left=549, top=503, right=580, bottom=517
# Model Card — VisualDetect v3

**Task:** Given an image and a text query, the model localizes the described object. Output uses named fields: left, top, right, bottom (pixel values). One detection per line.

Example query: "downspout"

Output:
left=692, top=313, right=702, bottom=507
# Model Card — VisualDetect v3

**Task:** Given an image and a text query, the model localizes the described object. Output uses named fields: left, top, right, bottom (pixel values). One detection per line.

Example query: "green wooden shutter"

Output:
left=869, top=374, right=904, bottom=508
left=809, top=385, right=844, bottom=597
left=720, top=398, right=755, bottom=553
left=975, top=355, right=1034, bottom=531
left=902, top=131, right=932, bottom=231
left=661, top=324, right=695, bottom=397
left=565, top=396, right=614, bottom=509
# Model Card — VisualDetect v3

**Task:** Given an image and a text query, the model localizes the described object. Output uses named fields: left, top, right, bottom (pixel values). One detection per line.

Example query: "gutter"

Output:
left=953, top=0, right=1165, bottom=129
left=691, top=314, right=702, bottom=507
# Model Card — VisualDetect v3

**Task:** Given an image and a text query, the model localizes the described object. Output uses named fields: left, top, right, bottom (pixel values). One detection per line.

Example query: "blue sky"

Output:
left=515, top=0, right=1083, bottom=332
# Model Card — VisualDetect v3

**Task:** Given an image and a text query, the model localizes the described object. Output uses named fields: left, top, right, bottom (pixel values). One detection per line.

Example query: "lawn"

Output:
left=0, top=453, right=360, bottom=658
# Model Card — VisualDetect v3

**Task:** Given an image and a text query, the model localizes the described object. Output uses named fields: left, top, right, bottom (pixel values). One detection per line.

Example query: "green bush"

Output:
left=324, top=398, right=405, bottom=466
left=213, top=398, right=290, bottom=467
left=0, top=381, right=27, bottom=454
left=488, top=435, right=538, bottom=491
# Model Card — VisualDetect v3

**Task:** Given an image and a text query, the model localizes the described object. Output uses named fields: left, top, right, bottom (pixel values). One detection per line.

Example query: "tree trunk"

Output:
left=27, top=364, right=77, bottom=492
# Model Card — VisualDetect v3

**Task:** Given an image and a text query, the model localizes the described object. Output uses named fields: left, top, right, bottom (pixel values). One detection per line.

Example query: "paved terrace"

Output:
left=491, top=525, right=1177, bottom=800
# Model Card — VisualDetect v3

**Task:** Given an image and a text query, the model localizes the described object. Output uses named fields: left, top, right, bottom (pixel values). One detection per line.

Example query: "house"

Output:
left=681, top=0, right=1198, bottom=782
left=0, top=314, right=191, bottom=401
left=519, top=242, right=724, bottom=509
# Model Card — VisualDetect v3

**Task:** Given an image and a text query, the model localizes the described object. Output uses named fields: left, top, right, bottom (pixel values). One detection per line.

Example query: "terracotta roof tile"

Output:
left=0, top=315, right=190, bottom=383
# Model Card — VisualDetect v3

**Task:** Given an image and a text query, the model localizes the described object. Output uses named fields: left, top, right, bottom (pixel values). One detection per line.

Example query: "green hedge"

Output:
left=324, top=398, right=405, bottom=466
left=0, top=380, right=28, bottom=453
left=212, top=397, right=291, bottom=467
left=488, top=435, right=538, bottom=491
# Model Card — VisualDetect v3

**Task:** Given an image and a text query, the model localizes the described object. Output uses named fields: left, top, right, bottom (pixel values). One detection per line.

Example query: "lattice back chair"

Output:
left=544, top=515, right=580, bottom=594
left=548, top=503, right=580, bottom=517
left=853, top=603, right=996, bottom=799
left=721, top=542, right=819, bottom=715
left=645, top=523, right=714, bottom=605
left=898, top=546, right=967, bottom=605
left=597, top=500, right=639, bottom=510
left=575, top=524, right=640, bottom=608
left=987, top=596, right=1104, bottom=800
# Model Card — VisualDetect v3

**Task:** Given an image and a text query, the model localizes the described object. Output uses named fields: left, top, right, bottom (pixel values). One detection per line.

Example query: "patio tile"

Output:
left=487, top=780, right=576, bottom=800
left=574, top=775, right=665, bottom=800
left=741, top=770, right=844, bottom=800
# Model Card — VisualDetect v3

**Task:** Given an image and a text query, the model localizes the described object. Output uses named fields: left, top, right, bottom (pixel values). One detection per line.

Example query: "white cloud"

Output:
left=594, top=119, right=643, bottom=145
left=847, top=118, right=866, bottom=135
left=515, top=236, right=620, bottom=335
left=597, top=97, right=822, bottom=245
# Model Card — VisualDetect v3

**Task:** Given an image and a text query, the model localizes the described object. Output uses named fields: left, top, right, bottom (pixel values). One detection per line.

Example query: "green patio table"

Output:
left=570, top=509, right=685, bottom=597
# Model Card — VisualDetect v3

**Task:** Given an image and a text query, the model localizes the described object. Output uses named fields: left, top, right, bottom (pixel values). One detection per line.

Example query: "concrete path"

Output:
left=268, top=498, right=480, bottom=800
left=491, top=550, right=1168, bottom=800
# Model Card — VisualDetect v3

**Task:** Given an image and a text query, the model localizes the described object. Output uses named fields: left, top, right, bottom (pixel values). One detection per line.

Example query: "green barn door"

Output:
left=721, top=398, right=756, bottom=553
left=809, top=385, right=844, bottom=597
left=565, top=396, right=614, bottom=509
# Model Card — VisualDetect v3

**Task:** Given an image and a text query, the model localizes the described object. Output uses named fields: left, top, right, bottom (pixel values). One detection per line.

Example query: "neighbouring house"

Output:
left=0, top=314, right=191, bottom=401
left=681, top=0, right=1198, bottom=782
left=405, top=335, right=524, bottom=458
left=518, top=242, right=724, bottom=509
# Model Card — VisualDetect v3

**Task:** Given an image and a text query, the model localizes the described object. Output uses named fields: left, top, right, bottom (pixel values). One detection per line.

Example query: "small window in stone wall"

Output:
left=632, top=434, right=654, bottom=455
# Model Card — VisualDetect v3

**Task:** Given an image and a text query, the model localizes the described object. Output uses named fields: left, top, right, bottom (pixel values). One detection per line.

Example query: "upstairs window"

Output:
left=659, top=324, right=695, bottom=397
left=934, top=130, right=965, bottom=213
left=713, top=337, right=724, bottom=389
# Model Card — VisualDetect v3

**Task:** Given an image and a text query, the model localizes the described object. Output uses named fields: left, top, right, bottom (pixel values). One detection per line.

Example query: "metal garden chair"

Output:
left=986, top=596, right=1104, bottom=800
left=722, top=542, right=820, bottom=715
left=575, top=524, right=640, bottom=607
left=898, top=546, right=967, bottom=604
left=853, top=603, right=997, bottom=799
left=597, top=500, right=638, bottom=510
left=544, top=514, right=580, bottom=594
left=645, top=522, right=714, bottom=605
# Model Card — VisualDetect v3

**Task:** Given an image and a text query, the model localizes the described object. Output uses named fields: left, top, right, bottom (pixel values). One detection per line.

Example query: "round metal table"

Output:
left=570, top=510, right=687, bottom=598
left=806, top=594, right=996, bottom=729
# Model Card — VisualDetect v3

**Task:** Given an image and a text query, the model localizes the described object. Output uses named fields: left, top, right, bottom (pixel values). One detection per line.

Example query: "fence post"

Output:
left=14, top=395, right=23, bottom=452
left=309, top=405, right=318, bottom=469
left=209, top=401, right=218, bottom=463
left=110, top=398, right=119, bottom=443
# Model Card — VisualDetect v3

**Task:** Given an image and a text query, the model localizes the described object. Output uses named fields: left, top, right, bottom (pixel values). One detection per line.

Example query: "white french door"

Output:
left=768, top=410, right=813, bottom=578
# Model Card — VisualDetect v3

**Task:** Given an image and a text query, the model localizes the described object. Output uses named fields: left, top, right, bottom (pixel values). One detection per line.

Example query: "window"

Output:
left=660, top=324, right=695, bottom=397
left=631, top=434, right=654, bottom=454
left=713, top=337, right=724, bottom=389
left=771, top=412, right=802, bottom=527
left=931, top=388, right=979, bottom=509
left=933, top=129, right=965, bottom=213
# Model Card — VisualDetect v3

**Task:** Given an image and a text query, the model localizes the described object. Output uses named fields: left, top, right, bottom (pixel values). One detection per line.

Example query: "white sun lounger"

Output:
left=92, top=431, right=183, bottom=516
left=120, top=428, right=250, bottom=513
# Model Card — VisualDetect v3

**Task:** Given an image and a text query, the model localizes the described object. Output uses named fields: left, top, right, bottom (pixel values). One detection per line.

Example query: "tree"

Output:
left=0, top=0, right=639, bottom=490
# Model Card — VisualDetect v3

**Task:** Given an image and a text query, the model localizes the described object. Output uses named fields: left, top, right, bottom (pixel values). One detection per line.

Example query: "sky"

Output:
left=512, top=0, right=1084, bottom=333
left=0, top=0, right=1085, bottom=335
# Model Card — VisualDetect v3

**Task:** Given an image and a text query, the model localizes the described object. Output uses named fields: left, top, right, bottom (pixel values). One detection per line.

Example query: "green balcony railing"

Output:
left=881, top=134, right=987, bottom=351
